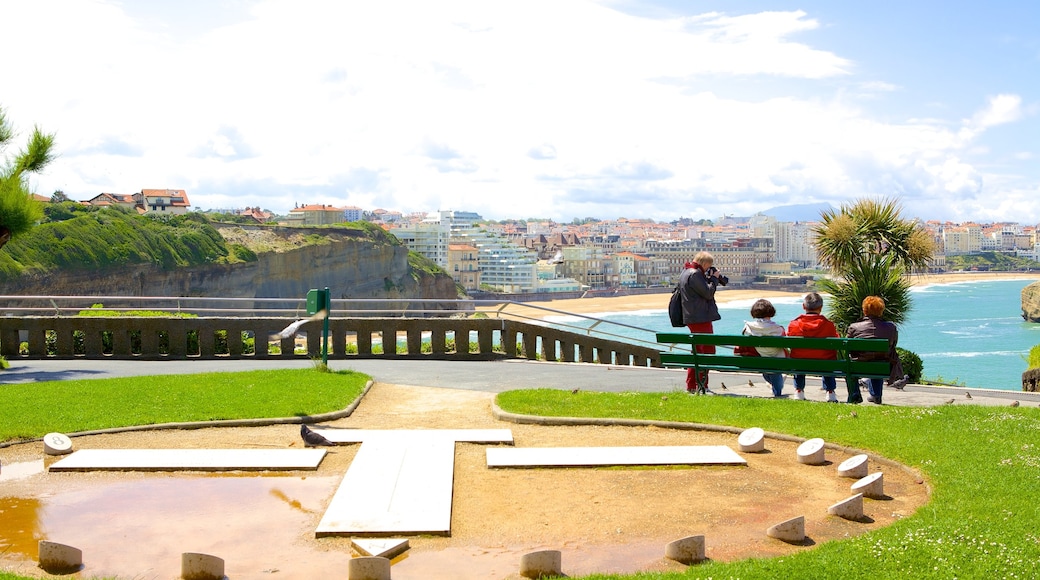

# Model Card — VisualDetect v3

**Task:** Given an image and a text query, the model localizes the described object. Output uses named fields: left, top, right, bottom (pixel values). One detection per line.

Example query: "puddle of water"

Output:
left=0, top=459, right=46, bottom=482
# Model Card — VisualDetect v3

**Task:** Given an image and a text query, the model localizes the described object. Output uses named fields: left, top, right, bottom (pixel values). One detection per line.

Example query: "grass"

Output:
left=0, top=368, right=369, bottom=443
left=496, top=389, right=1040, bottom=579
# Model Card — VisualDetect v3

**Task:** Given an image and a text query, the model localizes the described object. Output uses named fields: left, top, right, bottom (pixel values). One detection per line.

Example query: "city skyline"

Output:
left=3, top=0, right=1038, bottom=223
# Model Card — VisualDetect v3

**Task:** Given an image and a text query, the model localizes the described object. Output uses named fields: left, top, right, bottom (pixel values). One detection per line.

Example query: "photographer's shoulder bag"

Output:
left=668, top=286, right=684, bottom=327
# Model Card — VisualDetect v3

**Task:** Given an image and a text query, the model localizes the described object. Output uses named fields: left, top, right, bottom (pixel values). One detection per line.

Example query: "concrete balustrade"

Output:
left=0, top=317, right=660, bottom=366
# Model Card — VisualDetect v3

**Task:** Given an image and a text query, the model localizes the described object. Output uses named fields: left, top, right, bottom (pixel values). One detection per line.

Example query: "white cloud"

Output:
left=1, top=0, right=1035, bottom=223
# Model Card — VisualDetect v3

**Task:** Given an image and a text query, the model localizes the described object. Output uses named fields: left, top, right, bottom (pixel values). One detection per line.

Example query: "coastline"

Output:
left=481, top=271, right=1040, bottom=317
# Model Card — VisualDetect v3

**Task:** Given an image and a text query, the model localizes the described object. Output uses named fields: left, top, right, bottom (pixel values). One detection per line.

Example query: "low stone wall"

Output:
left=0, top=316, right=660, bottom=367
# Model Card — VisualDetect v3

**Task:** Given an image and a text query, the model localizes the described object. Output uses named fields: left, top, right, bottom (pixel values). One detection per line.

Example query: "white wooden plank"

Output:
left=315, top=437, right=457, bottom=536
left=486, top=445, right=747, bottom=468
left=310, top=428, right=513, bottom=444
left=47, top=449, right=326, bottom=472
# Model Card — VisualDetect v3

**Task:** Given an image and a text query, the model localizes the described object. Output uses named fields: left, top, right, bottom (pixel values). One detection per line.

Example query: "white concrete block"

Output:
left=665, top=535, right=706, bottom=564
left=737, top=427, right=765, bottom=453
left=827, top=494, right=864, bottom=520
left=43, top=432, right=73, bottom=456
left=796, top=438, right=826, bottom=465
left=181, top=552, right=224, bottom=580
left=520, top=550, right=562, bottom=579
left=851, top=472, right=885, bottom=499
left=48, top=448, right=326, bottom=472
left=352, top=538, right=410, bottom=559
left=348, top=556, right=391, bottom=580
left=837, top=454, right=868, bottom=478
left=766, top=515, right=805, bottom=543
left=312, top=428, right=514, bottom=444
left=486, top=445, right=746, bottom=467
left=38, top=541, right=82, bottom=573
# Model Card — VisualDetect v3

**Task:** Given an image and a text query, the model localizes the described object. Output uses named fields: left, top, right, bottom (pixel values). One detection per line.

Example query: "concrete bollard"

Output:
left=827, top=494, right=865, bottom=520
left=38, top=541, right=82, bottom=574
left=737, top=427, right=765, bottom=452
left=851, top=472, right=885, bottom=499
left=665, top=535, right=706, bottom=564
left=796, top=438, right=826, bottom=465
left=43, top=433, right=73, bottom=456
left=181, top=552, right=224, bottom=580
left=520, top=550, right=562, bottom=579
left=348, top=556, right=391, bottom=580
left=837, top=454, right=868, bottom=478
left=766, top=515, right=805, bottom=543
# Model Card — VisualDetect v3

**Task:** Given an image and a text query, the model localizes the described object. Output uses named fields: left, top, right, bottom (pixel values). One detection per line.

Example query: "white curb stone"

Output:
left=181, top=552, right=224, bottom=580
left=38, top=541, right=82, bottom=573
left=837, top=454, right=868, bottom=478
left=348, top=556, right=391, bottom=580
left=851, top=472, right=885, bottom=499
left=737, top=427, right=765, bottom=453
left=43, top=433, right=73, bottom=456
left=827, top=494, right=865, bottom=520
left=520, top=550, right=563, bottom=578
left=766, top=515, right=806, bottom=542
left=665, top=535, right=706, bottom=564
left=796, top=438, right=826, bottom=465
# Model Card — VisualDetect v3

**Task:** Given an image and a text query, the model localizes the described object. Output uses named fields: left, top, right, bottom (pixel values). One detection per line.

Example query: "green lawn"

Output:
left=496, top=389, right=1040, bottom=579
left=0, top=368, right=369, bottom=443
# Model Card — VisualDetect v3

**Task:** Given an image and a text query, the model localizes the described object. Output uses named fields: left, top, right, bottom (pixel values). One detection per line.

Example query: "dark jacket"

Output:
left=679, top=266, right=721, bottom=324
left=847, top=316, right=899, bottom=363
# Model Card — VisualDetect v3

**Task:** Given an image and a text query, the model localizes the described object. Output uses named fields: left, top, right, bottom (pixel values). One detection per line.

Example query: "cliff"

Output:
left=1023, top=281, right=1040, bottom=323
left=0, top=223, right=462, bottom=310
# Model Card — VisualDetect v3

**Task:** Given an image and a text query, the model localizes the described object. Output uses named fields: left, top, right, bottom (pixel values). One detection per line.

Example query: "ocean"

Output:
left=547, top=279, right=1040, bottom=392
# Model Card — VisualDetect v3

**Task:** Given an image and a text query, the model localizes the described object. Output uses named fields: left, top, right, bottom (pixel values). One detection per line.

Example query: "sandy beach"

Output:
left=482, top=271, right=1040, bottom=317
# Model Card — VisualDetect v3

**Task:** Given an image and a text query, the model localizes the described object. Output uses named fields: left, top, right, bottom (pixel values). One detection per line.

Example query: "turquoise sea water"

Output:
left=549, top=279, right=1040, bottom=391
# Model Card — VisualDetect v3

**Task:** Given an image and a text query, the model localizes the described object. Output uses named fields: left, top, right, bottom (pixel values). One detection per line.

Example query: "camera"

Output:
left=707, top=266, right=729, bottom=286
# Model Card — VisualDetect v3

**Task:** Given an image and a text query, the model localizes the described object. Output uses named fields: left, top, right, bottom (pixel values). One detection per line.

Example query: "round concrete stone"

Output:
left=520, top=549, right=562, bottom=578
left=665, top=535, right=706, bottom=564
left=828, top=493, right=864, bottom=520
left=851, top=471, right=885, bottom=499
left=737, top=427, right=765, bottom=453
left=837, top=454, right=868, bottom=478
left=43, top=432, right=73, bottom=456
left=766, top=515, right=805, bottom=542
left=348, top=556, right=391, bottom=580
left=38, top=541, right=82, bottom=574
left=796, top=438, right=826, bottom=465
left=181, top=552, right=224, bottom=580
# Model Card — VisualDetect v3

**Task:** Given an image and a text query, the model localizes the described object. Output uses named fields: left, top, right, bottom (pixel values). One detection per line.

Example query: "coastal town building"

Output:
left=82, top=189, right=191, bottom=215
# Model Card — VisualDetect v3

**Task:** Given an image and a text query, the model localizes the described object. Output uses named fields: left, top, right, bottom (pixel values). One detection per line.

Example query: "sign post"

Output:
left=306, top=287, right=331, bottom=366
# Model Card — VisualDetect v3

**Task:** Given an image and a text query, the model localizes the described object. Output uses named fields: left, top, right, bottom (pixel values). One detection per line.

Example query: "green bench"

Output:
left=656, top=333, right=891, bottom=394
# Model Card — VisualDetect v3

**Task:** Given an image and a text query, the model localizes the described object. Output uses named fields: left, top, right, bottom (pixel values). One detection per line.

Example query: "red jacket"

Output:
left=786, top=313, right=839, bottom=359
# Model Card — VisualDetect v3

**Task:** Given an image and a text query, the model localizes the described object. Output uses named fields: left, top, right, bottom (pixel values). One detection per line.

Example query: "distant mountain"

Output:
left=759, top=203, right=833, bottom=223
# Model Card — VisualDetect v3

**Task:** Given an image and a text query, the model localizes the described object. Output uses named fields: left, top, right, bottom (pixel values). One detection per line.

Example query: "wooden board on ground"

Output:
left=47, top=449, right=327, bottom=472
left=486, top=445, right=747, bottom=468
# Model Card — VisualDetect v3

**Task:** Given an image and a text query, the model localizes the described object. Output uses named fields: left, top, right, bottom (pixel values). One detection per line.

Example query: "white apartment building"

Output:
left=775, top=221, right=819, bottom=268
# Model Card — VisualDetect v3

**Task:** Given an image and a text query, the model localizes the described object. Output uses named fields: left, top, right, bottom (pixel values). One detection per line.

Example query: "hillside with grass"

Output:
left=0, top=205, right=461, bottom=303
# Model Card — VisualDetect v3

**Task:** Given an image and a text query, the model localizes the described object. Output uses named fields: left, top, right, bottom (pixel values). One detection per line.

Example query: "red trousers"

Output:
left=685, top=322, right=715, bottom=392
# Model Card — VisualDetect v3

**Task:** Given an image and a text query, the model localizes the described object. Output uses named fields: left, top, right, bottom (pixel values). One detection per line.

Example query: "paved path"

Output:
left=2, top=358, right=1037, bottom=407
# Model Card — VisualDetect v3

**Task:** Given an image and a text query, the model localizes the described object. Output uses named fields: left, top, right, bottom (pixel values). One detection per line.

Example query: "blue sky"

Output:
left=2, top=0, right=1037, bottom=223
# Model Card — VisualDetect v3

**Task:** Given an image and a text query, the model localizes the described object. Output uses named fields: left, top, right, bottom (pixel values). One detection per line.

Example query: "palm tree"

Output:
left=813, top=198, right=935, bottom=331
left=0, top=105, right=56, bottom=250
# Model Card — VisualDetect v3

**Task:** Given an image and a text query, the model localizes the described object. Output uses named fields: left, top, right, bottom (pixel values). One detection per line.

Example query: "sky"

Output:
left=2, top=0, right=1038, bottom=224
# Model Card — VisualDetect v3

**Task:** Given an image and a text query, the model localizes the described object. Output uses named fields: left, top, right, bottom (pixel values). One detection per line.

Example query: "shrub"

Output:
left=896, top=347, right=923, bottom=382
left=1029, top=344, right=1040, bottom=370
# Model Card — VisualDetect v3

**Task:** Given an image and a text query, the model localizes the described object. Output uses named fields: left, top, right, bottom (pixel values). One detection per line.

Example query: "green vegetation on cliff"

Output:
left=945, top=251, right=1040, bottom=271
left=0, top=207, right=233, bottom=281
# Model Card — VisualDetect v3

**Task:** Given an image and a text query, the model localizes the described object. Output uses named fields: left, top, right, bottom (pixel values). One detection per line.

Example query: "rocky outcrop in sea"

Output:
left=1022, top=281, right=1040, bottom=323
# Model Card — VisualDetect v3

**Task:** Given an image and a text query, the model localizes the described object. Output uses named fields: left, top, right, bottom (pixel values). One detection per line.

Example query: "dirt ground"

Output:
left=0, top=383, right=930, bottom=580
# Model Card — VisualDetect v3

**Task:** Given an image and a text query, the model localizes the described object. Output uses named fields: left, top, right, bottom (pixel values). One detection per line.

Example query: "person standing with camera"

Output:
left=678, top=251, right=728, bottom=394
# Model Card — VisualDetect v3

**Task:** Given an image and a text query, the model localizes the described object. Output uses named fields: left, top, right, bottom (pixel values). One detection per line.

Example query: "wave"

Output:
left=921, top=350, right=1028, bottom=358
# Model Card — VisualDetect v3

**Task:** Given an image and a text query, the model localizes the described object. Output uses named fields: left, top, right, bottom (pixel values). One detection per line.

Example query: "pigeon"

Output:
left=300, top=424, right=334, bottom=447
left=720, top=382, right=727, bottom=390
left=274, top=310, right=327, bottom=340
left=965, top=392, right=972, bottom=399
left=890, top=375, right=909, bottom=390
left=944, top=398, right=956, bottom=405
left=748, top=380, right=754, bottom=387
left=571, top=388, right=580, bottom=394
left=1011, top=400, right=1020, bottom=407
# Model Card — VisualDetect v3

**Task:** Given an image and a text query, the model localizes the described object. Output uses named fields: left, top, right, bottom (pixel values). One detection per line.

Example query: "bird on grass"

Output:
left=571, top=388, right=580, bottom=394
left=965, top=392, right=973, bottom=399
left=1011, top=400, right=1020, bottom=407
left=944, top=398, right=956, bottom=405
left=300, top=424, right=334, bottom=447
